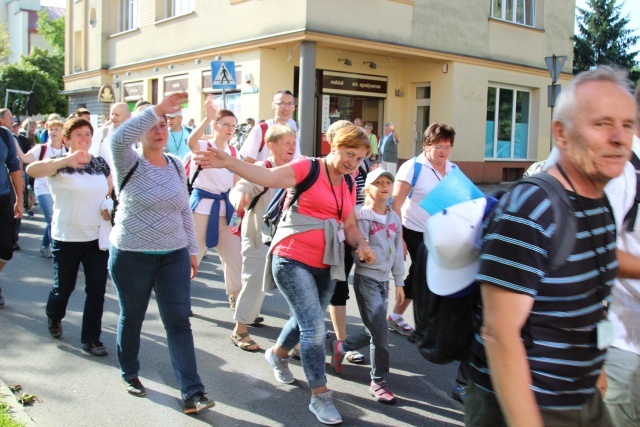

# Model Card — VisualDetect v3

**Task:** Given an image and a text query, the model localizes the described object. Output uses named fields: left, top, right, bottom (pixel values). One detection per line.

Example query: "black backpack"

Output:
left=413, top=173, right=577, bottom=365
left=261, top=158, right=353, bottom=245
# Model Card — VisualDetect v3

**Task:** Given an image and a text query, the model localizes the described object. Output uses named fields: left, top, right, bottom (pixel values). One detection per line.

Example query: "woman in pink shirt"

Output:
left=195, top=125, right=375, bottom=425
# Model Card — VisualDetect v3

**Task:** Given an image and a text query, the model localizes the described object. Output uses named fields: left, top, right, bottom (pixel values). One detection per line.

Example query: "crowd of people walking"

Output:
left=1, top=65, right=639, bottom=426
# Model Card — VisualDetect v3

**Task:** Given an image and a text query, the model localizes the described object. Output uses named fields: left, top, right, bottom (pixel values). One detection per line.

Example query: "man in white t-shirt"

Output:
left=90, top=102, right=131, bottom=171
left=603, top=85, right=640, bottom=427
left=239, top=90, right=300, bottom=163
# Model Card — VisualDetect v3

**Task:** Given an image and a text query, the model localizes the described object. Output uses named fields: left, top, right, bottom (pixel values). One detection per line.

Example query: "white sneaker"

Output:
left=309, top=391, right=342, bottom=425
left=265, top=347, right=295, bottom=384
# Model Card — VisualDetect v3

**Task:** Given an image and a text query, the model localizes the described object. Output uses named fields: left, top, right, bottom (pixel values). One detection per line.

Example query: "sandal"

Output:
left=345, top=350, right=365, bottom=364
left=230, top=332, right=260, bottom=352
left=228, top=295, right=237, bottom=311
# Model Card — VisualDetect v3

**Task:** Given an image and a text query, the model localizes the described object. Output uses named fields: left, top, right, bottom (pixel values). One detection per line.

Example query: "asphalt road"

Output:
left=0, top=210, right=464, bottom=427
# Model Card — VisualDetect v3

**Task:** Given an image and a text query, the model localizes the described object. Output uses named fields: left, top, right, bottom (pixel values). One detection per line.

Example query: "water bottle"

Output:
left=228, top=212, right=241, bottom=234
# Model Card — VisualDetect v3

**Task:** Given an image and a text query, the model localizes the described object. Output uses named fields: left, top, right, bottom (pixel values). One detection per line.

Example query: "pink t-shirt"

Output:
left=273, top=157, right=356, bottom=268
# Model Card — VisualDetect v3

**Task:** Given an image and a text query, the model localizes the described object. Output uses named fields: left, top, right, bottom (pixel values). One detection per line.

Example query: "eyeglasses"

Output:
left=273, top=102, right=295, bottom=107
left=430, top=145, right=452, bottom=151
left=216, top=122, right=236, bottom=129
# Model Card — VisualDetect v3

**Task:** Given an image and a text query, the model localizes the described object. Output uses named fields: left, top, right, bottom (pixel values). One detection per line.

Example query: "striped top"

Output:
left=109, top=108, right=198, bottom=255
left=469, top=183, right=617, bottom=410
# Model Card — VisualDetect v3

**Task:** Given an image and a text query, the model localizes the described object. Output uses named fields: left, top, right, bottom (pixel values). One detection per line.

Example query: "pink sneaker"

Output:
left=330, top=339, right=344, bottom=375
left=369, top=380, right=396, bottom=404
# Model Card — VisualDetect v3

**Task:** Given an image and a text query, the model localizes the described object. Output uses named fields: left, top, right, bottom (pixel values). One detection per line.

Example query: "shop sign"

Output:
left=322, top=71, right=387, bottom=98
left=164, top=74, right=189, bottom=95
left=124, top=81, right=143, bottom=101
left=97, top=84, right=116, bottom=103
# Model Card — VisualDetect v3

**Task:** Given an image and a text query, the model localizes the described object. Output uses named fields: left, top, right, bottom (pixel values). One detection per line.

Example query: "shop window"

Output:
left=164, top=0, right=194, bottom=18
left=485, top=85, right=530, bottom=159
left=119, top=0, right=138, bottom=32
left=490, top=0, right=535, bottom=27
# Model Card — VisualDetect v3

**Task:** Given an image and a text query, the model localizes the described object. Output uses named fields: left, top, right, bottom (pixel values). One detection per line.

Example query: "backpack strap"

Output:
left=118, top=161, right=140, bottom=195
left=229, top=145, right=237, bottom=158
left=408, top=156, right=421, bottom=199
left=165, top=154, right=181, bottom=176
left=518, top=173, right=576, bottom=272
left=39, top=144, right=48, bottom=161
left=345, top=172, right=354, bottom=193
left=258, top=122, right=269, bottom=154
left=288, top=158, right=320, bottom=209
left=189, top=142, right=213, bottom=191
left=623, top=152, right=640, bottom=232
left=247, top=159, right=273, bottom=212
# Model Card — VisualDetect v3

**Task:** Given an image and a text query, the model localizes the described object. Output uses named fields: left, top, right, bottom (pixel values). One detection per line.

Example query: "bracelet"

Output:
left=357, top=236, right=369, bottom=246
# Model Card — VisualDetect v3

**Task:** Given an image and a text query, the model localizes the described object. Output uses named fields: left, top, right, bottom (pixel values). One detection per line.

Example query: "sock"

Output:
left=389, top=312, right=402, bottom=322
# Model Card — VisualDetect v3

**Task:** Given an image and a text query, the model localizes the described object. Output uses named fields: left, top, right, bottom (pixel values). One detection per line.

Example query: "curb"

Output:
left=0, top=376, right=37, bottom=427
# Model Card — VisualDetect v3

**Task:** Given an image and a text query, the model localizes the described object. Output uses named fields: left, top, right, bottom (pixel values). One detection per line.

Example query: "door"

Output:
left=414, top=85, right=431, bottom=156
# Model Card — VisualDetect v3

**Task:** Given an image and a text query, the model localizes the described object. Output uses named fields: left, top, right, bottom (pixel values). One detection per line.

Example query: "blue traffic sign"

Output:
left=210, top=61, right=236, bottom=90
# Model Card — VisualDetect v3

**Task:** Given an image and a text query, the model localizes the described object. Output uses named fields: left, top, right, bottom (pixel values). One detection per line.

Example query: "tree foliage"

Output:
left=0, top=12, right=67, bottom=119
left=574, top=0, right=639, bottom=75
left=0, top=25, right=10, bottom=62
left=37, top=10, right=64, bottom=54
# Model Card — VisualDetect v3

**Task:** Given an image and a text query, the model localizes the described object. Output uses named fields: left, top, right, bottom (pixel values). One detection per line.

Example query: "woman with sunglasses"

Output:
left=187, top=97, right=242, bottom=313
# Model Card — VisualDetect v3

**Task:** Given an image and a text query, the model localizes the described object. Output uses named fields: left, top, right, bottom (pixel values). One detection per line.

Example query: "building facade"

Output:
left=1, top=0, right=64, bottom=64
left=63, top=0, right=575, bottom=183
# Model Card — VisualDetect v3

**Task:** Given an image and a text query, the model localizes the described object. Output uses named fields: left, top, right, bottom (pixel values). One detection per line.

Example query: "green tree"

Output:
left=0, top=25, right=10, bottom=62
left=574, top=0, right=638, bottom=74
left=37, top=9, right=64, bottom=54
left=0, top=61, right=67, bottom=118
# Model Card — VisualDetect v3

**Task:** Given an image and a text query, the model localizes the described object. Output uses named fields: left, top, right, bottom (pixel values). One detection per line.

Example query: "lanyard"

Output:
left=171, top=130, right=184, bottom=153
left=324, top=159, right=344, bottom=221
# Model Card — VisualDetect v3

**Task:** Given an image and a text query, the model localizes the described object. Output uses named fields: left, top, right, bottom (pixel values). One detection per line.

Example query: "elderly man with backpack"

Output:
left=464, top=67, right=636, bottom=427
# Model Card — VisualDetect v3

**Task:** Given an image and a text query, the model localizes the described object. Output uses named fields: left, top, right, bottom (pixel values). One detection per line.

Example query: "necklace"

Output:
left=171, top=129, right=184, bottom=153
left=324, top=159, right=344, bottom=220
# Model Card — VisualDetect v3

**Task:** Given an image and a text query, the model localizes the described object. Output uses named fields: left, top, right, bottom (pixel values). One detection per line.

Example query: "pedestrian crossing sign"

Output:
left=210, top=61, right=236, bottom=90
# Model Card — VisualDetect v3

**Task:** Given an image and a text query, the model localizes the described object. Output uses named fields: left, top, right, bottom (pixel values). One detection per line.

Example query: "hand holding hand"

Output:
left=156, top=92, right=188, bottom=117
left=355, top=240, right=376, bottom=264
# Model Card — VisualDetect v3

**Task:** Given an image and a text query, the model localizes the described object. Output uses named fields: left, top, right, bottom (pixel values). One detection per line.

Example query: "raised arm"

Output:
left=188, top=95, right=216, bottom=153
left=26, top=150, right=91, bottom=178
left=194, top=147, right=296, bottom=189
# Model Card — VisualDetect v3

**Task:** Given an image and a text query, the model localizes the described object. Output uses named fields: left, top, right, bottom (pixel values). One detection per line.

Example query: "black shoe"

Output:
left=12, top=243, right=20, bottom=251
left=123, top=378, right=146, bottom=397
left=48, top=318, right=62, bottom=338
left=83, top=341, right=108, bottom=357
left=0, top=287, right=5, bottom=308
left=183, top=392, right=215, bottom=414
left=248, top=316, right=264, bottom=326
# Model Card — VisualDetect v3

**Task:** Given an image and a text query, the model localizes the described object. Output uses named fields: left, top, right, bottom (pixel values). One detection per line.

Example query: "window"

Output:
left=166, top=0, right=194, bottom=18
left=485, top=86, right=530, bottom=159
left=490, top=0, right=535, bottom=27
left=119, top=0, right=138, bottom=32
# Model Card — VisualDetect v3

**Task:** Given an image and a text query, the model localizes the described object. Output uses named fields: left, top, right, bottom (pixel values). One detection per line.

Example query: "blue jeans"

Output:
left=108, top=246, right=204, bottom=400
left=37, top=193, right=53, bottom=247
left=46, top=239, right=109, bottom=343
left=272, top=255, right=335, bottom=389
left=343, top=274, right=390, bottom=383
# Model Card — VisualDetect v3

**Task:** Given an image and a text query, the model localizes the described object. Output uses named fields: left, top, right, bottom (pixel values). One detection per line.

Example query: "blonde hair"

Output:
left=265, top=124, right=296, bottom=144
left=47, top=119, right=64, bottom=130
left=326, top=120, right=352, bottom=142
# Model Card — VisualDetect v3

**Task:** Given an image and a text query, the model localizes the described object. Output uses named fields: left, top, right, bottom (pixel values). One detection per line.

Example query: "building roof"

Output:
left=28, top=7, right=65, bottom=33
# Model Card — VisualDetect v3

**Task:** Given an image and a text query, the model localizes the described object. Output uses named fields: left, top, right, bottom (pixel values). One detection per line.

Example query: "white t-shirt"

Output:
left=395, top=153, right=455, bottom=232
left=192, top=140, right=236, bottom=216
left=90, top=125, right=114, bottom=172
left=47, top=156, right=110, bottom=242
left=604, top=135, right=640, bottom=356
left=27, top=143, right=67, bottom=197
left=239, top=118, right=300, bottom=162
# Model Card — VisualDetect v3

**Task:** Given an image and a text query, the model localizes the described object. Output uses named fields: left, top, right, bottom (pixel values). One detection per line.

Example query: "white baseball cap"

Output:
left=424, top=197, right=486, bottom=297
left=365, top=168, right=395, bottom=187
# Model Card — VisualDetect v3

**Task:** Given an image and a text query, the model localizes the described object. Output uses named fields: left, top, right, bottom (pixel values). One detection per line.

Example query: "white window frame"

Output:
left=490, top=0, right=535, bottom=27
left=485, top=84, right=531, bottom=160
left=166, top=0, right=194, bottom=18
left=119, top=0, right=138, bottom=32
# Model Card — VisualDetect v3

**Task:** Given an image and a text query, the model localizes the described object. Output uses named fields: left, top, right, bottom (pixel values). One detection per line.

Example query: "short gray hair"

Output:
left=553, top=66, right=632, bottom=129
